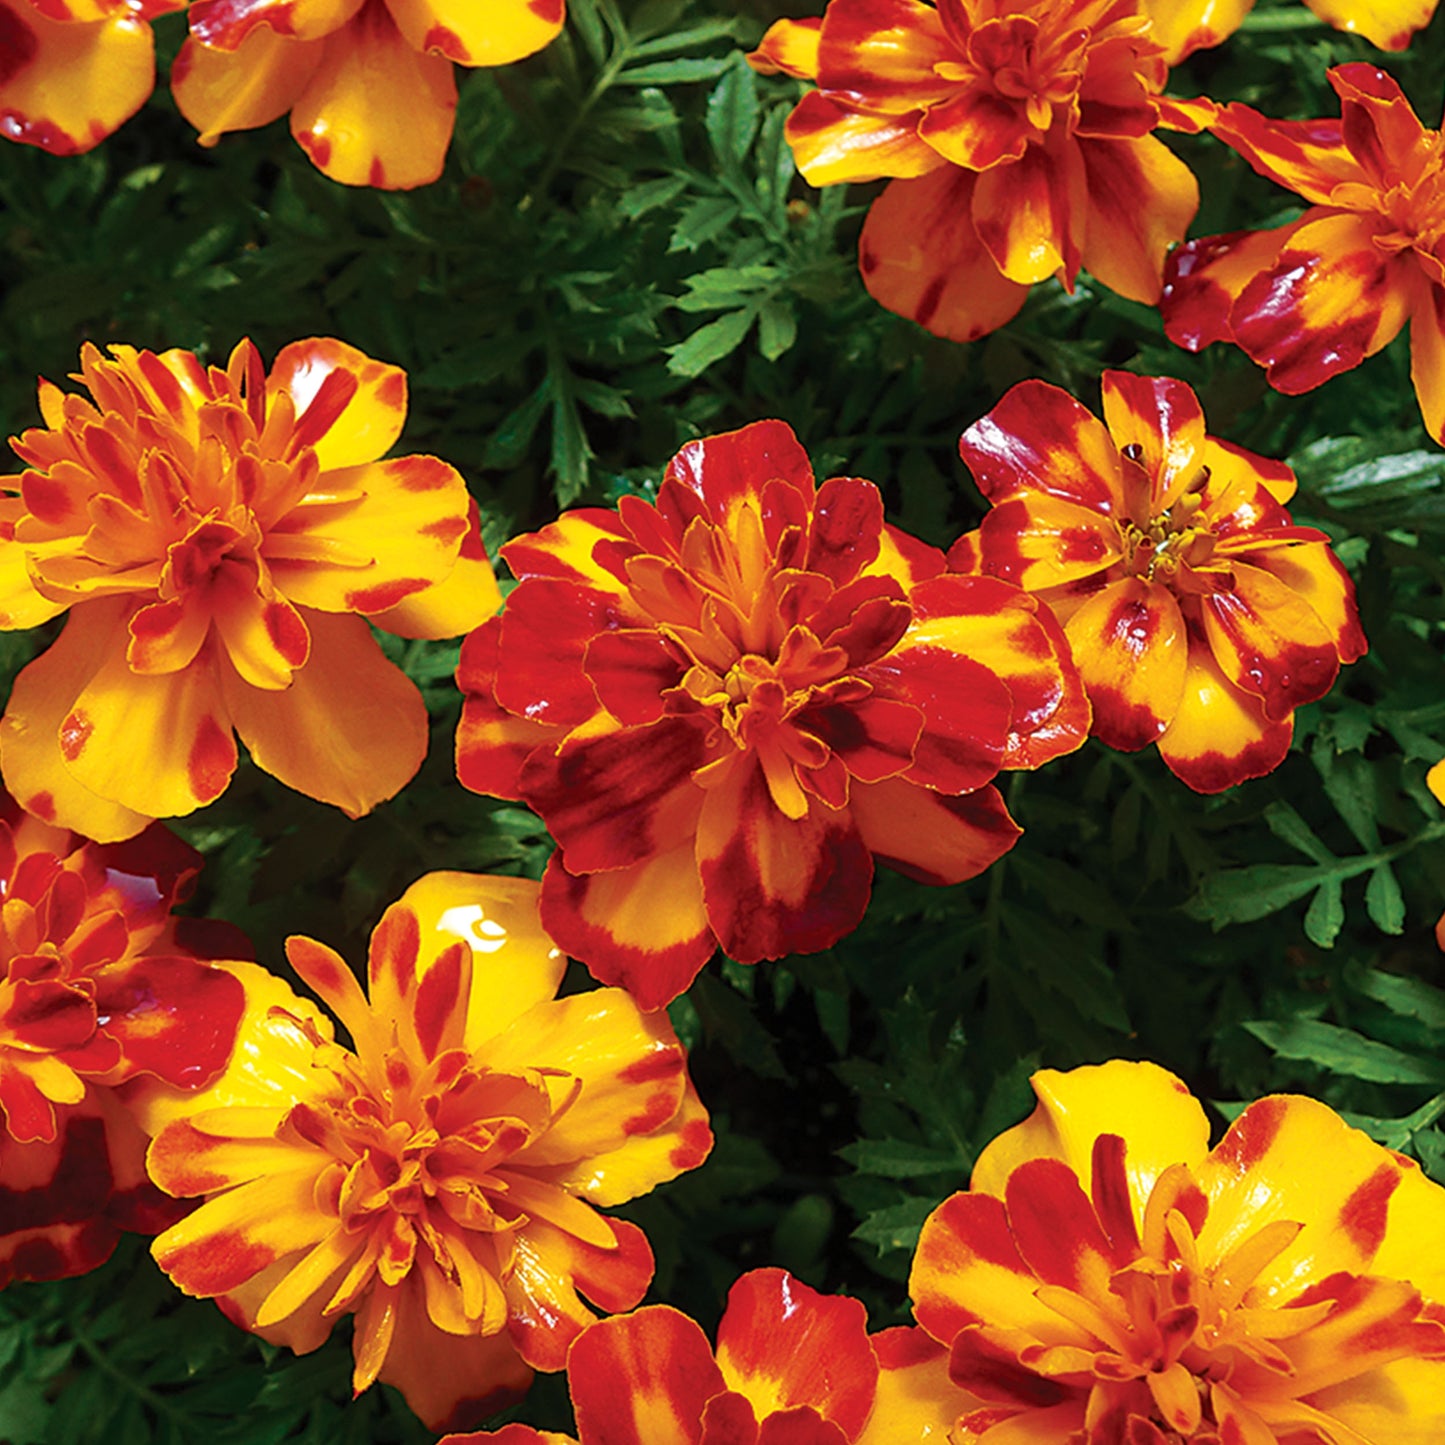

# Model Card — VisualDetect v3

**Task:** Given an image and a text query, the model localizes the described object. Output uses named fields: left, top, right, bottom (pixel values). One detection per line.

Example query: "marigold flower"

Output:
left=909, top=1059, right=1445, bottom=1442
left=136, top=872, right=712, bottom=1433
left=1162, top=64, right=1445, bottom=442
left=456, top=419, right=1089, bottom=1010
left=951, top=371, right=1365, bottom=792
left=0, top=336, right=500, bottom=843
left=170, top=0, right=565, bottom=189
left=1431, top=759, right=1445, bottom=949
left=0, top=0, right=182, bottom=155
left=1148, top=0, right=1434, bottom=62
left=0, top=787, right=246, bottom=1288
left=746, top=0, right=1210, bottom=343
left=445, top=1266, right=880, bottom=1445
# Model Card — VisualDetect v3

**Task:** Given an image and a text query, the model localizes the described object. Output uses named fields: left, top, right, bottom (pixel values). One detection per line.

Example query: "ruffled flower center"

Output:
left=945, top=15, right=1089, bottom=134
left=954, top=1137, right=1443, bottom=1443
left=1116, top=447, right=1217, bottom=586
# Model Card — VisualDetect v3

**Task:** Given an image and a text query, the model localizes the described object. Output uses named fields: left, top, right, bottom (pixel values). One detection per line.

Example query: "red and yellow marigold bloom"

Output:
left=0, top=335, right=500, bottom=843
left=951, top=371, right=1365, bottom=792
left=136, top=872, right=712, bottom=1434
left=171, top=0, right=566, bottom=189
left=908, top=1059, right=1445, bottom=1442
left=447, top=1266, right=880, bottom=1445
left=456, top=419, right=1089, bottom=1011
left=1147, top=0, right=1435, bottom=61
left=0, top=787, right=246, bottom=1288
left=1162, top=64, right=1445, bottom=443
left=0, top=0, right=182, bottom=155
left=747, top=0, right=1209, bottom=343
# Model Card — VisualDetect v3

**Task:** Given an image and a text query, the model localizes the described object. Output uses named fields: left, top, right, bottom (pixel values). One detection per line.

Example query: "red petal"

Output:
left=664, top=421, right=815, bottom=528
left=849, top=778, right=1020, bottom=887
left=586, top=630, right=688, bottom=726
left=454, top=618, right=558, bottom=801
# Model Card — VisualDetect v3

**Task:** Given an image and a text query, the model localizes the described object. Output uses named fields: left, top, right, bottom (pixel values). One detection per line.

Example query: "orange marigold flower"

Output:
left=1162, top=64, right=1445, bottom=442
left=908, top=1059, right=1445, bottom=1443
left=1149, top=0, right=1434, bottom=62
left=445, top=1267, right=879, bottom=1445
left=136, top=872, right=712, bottom=1434
left=0, top=786, right=246, bottom=1288
left=455, top=419, right=1089, bottom=1011
left=951, top=371, right=1365, bottom=792
left=0, top=336, right=500, bottom=843
left=746, top=0, right=1211, bottom=343
left=171, top=0, right=565, bottom=189
left=0, top=0, right=183, bottom=155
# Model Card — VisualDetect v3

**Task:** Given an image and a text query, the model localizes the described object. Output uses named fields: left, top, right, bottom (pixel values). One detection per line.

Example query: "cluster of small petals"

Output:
left=444, top=1266, right=881, bottom=1445
left=0, top=0, right=183, bottom=156
left=455, top=419, right=1089, bottom=1011
left=1147, top=0, right=1435, bottom=60
left=171, top=0, right=566, bottom=189
left=952, top=371, right=1365, bottom=792
left=0, top=335, right=500, bottom=842
left=137, top=872, right=712, bottom=1434
left=0, top=787, right=247, bottom=1288
left=747, top=0, right=1210, bottom=342
left=906, top=1059, right=1445, bottom=1443
left=1162, top=63, right=1445, bottom=442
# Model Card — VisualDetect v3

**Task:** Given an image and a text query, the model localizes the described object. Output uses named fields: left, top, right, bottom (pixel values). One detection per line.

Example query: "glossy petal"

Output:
left=539, top=848, right=715, bottom=1012
left=1313, top=1357, right=1445, bottom=1443
left=266, top=335, right=408, bottom=472
left=854, top=1327, right=974, bottom=1443
left=290, top=1, right=457, bottom=189
left=171, top=28, right=321, bottom=144
left=1306, top=0, right=1435, bottom=51
left=1194, top=1095, right=1418, bottom=1299
left=1239, top=539, right=1366, bottom=664
left=814, top=0, right=954, bottom=112
left=1064, top=578, right=1187, bottom=751
left=369, top=499, right=502, bottom=639
left=858, top=171, right=1031, bottom=342
left=1209, top=103, right=1361, bottom=203
left=1100, top=372, right=1207, bottom=513
left=1146, top=0, right=1250, bottom=62
left=1198, top=561, right=1340, bottom=720
left=1079, top=135, right=1198, bottom=305
left=1231, top=211, right=1418, bottom=393
left=970, top=496, right=1121, bottom=592
left=784, top=90, right=944, bottom=186
left=664, top=420, right=816, bottom=526
left=569, top=1304, right=723, bottom=1445
left=388, top=0, right=565, bottom=67
left=696, top=755, right=873, bottom=966
left=1160, top=221, right=1309, bottom=354
left=972, top=142, right=1085, bottom=286
left=454, top=619, right=557, bottom=800
left=1156, top=627, right=1293, bottom=793
left=187, top=0, right=363, bottom=48
left=0, top=4, right=152, bottom=155
left=1409, top=279, right=1445, bottom=442
left=850, top=777, right=1021, bottom=886
left=969, top=1060, right=1210, bottom=1209
left=959, top=380, right=1122, bottom=513
left=0, top=601, right=152, bottom=841
left=746, top=16, right=820, bottom=79
left=221, top=609, right=426, bottom=818
left=716, top=1269, right=876, bottom=1434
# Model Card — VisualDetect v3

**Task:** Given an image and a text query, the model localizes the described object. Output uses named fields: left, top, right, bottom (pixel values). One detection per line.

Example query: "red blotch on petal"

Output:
left=670, top=1118, right=714, bottom=1171
left=0, top=9, right=38, bottom=86
left=155, top=1230, right=276, bottom=1294
left=264, top=602, right=309, bottom=667
left=618, top=1046, right=685, bottom=1086
left=371, top=905, right=421, bottom=998
left=423, top=23, right=468, bottom=60
left=296, top=130, right=330, bottom=168
left=26, top=792, right=55, bottom=823
left=1213, top=1095, right=1289, bottom=1174
left=187, top=716, right=235, bottom=803
left=529, top=0, right=563, bottom=18
left=1339, top=1161, right=1400, bottom=1258
left=346, top=579, right=428, bottom=613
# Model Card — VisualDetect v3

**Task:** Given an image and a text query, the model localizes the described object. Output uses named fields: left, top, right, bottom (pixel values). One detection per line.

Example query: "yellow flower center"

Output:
left=1117, top=446, right=1217, bottom=585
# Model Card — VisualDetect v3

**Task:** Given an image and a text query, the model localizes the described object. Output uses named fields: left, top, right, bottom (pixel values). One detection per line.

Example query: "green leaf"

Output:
left=840, top=1138, right=967, bottom=1178
left=1364, top=864, right=1407, bottom=935
left=1243, top=1019, right=1445, bottom=1085
left=666, top=307, right=756, bottom=377
left=1186, top=864, right=1329, bottom=927
left=619, top=57, right=731, bottom=85
left=757, top=299, right=797, bottom=360
left=705, top=57, right=761, bottom=167
left=1264, top=801, right=1334, bottom=864
left=670, top=196, right=741, bottom=252
left=853, top=1196, right=937, bottom=1255
left=1302, top=876, right=1345, bottom=948
left=1351, top=968, right=1445, bottom=1031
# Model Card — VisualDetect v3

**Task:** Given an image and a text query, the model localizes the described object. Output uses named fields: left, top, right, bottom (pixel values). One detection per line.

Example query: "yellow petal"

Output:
left=387, top=0, right=565, bottom=67
left=171, top=28, right=321, bottom=145
left=970, top=1060, right=1211, bottom=1225
left=290, top=4, right=456, bottom=189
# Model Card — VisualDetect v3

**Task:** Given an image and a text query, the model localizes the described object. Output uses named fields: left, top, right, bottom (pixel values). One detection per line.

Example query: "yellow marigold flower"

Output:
left=0, top=336, right=501, bottom=842
left=171, top=0, right=566, bottom=189
left=908, top=1060, right=1445, bottom=1442
left=0, top=0, right=182, bottom=155
left=134, top=872, right=713, bottom=1434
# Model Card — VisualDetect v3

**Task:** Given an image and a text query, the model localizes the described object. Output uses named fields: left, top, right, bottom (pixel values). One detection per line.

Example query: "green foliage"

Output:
left=2, top=0, right=1445, bottom=1438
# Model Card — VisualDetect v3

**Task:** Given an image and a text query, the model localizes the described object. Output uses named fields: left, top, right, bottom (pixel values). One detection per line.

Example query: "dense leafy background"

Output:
left=2, top=0, right=1444, bottom=1438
